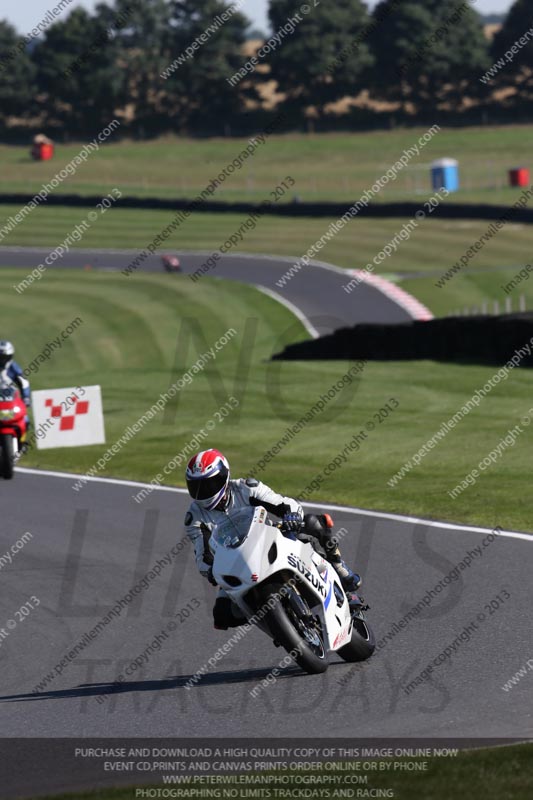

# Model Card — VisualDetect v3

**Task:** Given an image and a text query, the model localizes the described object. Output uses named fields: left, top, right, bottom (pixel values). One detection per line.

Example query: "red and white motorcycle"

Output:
left=0, top=373, right=28, bottom=479
left=210, top=506, right=375, bottom=674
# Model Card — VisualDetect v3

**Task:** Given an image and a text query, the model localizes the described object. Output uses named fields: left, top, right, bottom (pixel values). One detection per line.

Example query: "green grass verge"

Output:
left=403, top=267, right=533, bottom=317
left=2, top=124, right=533, bottom=205
left=29, top=744, right=533, bottom=800
left=3, top=269, right=533, bottom=531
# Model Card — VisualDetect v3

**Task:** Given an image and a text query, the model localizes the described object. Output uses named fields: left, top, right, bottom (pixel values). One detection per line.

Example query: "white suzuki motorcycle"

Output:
left=210, top=506, right=375, bottom=675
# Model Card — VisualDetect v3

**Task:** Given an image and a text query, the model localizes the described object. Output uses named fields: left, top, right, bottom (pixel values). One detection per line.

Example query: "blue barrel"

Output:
left=431, top=158, right=459, bottom=192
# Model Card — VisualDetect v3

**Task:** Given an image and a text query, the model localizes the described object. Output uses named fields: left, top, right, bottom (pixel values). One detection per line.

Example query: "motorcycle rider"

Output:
left=184, top=448, right=361, bottom=630
left=0, top=341, right=30, bottom=429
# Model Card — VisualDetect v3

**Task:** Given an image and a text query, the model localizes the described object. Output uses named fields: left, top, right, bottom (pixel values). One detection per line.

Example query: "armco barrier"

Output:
left=272, top=313, right=533, bottom=366
left=1, top=193, right=533, bottom=222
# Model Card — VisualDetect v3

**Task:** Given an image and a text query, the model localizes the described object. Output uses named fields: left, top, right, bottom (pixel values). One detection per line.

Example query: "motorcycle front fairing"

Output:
left=0, top=383, right=27, bottom=452
left=209, top=506, right=353, bottom=652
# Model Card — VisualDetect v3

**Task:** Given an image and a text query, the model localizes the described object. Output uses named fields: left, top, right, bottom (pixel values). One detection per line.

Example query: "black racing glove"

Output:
left=282, top=512, right=302, bottom=534
left=206, top=568, right=217, bottom=587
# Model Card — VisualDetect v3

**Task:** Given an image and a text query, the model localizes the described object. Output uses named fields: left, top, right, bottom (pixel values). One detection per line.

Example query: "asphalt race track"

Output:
left=0, top=247, right=412, bottom=336
left=0, top=468, right=531, bottom=742
left=0, top=250, right=532, bottom=794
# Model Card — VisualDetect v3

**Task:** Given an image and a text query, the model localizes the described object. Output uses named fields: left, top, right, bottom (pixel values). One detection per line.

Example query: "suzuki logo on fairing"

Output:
left=287, top=554, right=327, bottom=598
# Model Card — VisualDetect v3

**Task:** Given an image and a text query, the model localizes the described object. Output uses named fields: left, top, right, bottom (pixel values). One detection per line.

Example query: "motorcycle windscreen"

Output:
left=212, top=506, right=257, bottom=548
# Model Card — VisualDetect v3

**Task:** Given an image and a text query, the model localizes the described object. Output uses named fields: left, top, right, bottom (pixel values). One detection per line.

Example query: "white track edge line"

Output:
left=16, top=467, right=532, bottom=542
left=255, top=285, right=320, bottom=339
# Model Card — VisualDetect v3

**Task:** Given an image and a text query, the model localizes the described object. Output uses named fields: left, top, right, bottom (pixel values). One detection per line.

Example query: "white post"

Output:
left=505, top=296, right=512, bottom=314
left=520, top=294, right=526, bottom=312
left=493, top=301, right=500, bottom=315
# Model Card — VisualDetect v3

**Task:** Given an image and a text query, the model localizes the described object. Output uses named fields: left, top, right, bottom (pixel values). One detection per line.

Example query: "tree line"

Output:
left=0, top=0, right=532, bottom=138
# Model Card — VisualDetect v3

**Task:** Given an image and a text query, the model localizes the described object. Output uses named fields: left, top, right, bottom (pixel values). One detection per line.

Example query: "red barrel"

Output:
left=509, top=167, right=530, bottom=187
left=40, top=143, right=54, bottom=160
left=31, top=142, right=54, bottom=161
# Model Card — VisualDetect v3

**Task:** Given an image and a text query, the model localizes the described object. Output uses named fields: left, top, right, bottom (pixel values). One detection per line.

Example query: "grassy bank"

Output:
left=2, top=125, right=533, bottom=205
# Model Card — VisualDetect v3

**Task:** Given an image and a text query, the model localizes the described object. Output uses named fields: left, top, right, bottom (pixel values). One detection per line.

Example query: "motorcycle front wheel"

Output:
left=0, top=434, right=14, bottom=479
left=261, top=582, right=328, bottom=675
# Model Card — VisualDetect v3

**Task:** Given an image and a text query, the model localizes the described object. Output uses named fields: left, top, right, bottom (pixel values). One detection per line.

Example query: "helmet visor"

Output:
left=187, top=465, right=228, bottom=501
left=0, top=355, right=11, bottom=369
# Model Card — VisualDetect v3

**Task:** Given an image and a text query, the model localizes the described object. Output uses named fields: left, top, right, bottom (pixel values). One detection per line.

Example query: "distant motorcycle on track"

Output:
left=210, top=506, right=375, bottom=675
left=162, top=255, right=181, bottom=273
left=0, top=374, right=28, bottom=479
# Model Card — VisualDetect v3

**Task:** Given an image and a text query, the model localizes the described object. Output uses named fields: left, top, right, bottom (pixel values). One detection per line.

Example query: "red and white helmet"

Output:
left=186, top=449, right=230, bottom=510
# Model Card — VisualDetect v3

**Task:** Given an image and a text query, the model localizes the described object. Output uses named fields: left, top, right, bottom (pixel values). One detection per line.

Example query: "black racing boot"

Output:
left=332, top=558, right=362, bottom=592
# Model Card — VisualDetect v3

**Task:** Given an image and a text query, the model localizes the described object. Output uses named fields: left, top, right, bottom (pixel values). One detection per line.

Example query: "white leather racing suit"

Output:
left=184, top=478, right=303, bottom=586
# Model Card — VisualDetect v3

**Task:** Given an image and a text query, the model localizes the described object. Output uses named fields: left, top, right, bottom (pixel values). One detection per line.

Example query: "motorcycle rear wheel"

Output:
left=338, top=613, right=375, bottom=662
left=0, top=434, right=15, bottom=479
